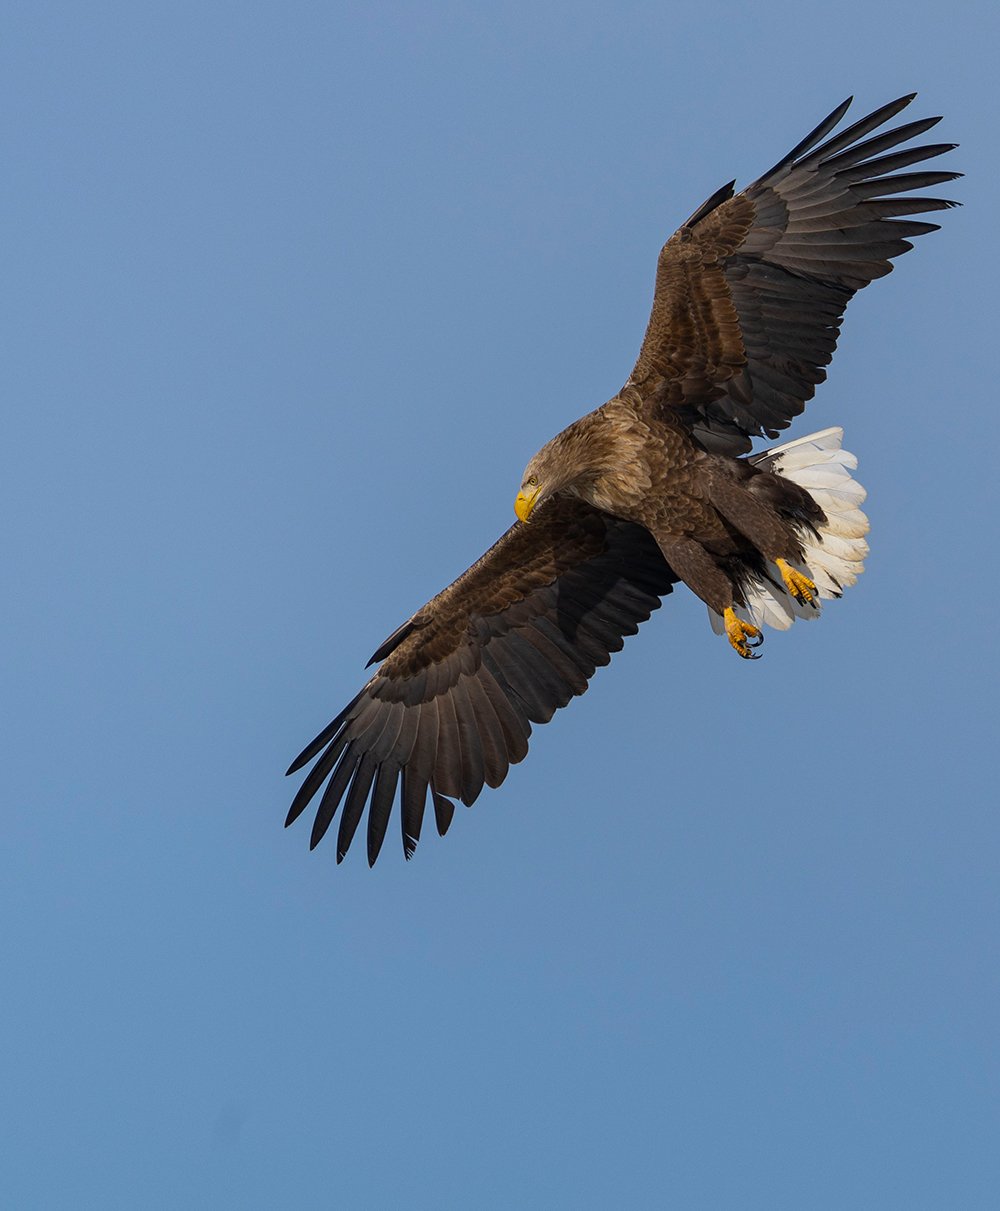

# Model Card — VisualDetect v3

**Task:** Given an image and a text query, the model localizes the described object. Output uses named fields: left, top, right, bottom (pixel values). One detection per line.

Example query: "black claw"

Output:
left=737, top=644, right=762, bottom=660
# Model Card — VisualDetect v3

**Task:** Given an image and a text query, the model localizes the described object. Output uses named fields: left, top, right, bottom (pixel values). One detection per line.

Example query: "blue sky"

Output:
left=2, top=3, right=996, bottom=1207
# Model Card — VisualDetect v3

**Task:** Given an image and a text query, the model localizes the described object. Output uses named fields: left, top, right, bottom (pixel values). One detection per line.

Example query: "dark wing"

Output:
left=626, top=94, right=961, bottom=454
left=285, top=498, right=676, bottom=866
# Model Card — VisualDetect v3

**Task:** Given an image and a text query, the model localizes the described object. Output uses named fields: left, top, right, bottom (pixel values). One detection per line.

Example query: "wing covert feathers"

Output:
left=286, top=499, right=676, bottom=864
left=627, top=94, right=959, bottom=454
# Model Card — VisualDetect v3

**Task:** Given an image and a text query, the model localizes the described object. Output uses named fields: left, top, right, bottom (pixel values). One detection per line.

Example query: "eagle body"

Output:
left=286, top=95, right=959, bottom=865
left=522, top=399, right=824, bottom=619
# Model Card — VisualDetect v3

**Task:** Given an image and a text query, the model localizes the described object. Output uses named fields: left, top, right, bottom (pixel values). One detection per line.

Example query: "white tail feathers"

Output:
left=708, top=427, right=870, bottom=638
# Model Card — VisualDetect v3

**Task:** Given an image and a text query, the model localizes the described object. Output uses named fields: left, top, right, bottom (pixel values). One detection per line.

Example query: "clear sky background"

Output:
left=2, top=3, right=996, bottom=1207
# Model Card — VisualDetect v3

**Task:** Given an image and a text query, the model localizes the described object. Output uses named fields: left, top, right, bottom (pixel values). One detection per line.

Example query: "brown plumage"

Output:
left=286, top=94, right=959, bottom=865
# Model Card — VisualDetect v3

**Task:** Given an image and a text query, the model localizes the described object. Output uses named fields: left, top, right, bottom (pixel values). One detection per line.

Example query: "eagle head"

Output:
left=514, top=409, right=634, bottom=522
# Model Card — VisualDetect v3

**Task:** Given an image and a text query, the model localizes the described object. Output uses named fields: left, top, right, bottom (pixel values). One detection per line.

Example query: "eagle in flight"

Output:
left=286, top=94, right=959, bottom=866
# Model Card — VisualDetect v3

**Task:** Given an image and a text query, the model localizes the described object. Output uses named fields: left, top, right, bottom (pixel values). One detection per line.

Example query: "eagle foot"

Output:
left=723, top=607, right=762, bottom=660
left=776, top=559, right=817, bottom=607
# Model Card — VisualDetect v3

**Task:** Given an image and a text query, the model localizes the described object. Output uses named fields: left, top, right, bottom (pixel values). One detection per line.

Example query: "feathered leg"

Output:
left=653, top=532, right=762, bottom=659
left=706, top=471, right=820, bottom=610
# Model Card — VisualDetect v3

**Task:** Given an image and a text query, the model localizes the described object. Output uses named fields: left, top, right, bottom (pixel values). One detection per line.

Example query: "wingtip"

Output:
left=311, top=818, right=333, bottom=850
left=433, top=792, right=456, bottom=837
left=285, top=794, right=311, bottom=828
left=880, top=92, right=919, bottom=114
left=832, top=96, right=854, bottom=121
left=367, top=832, right=385, bottom=868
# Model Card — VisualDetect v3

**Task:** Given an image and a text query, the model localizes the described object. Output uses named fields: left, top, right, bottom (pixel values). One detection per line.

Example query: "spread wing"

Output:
left=626, top=94, right=961, bottom=455
left=285, top=498, right=677, bottom=865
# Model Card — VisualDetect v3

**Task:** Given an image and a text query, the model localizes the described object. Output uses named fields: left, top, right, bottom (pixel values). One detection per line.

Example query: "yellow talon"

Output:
left=723, top=607, right=762, bottom=660
left=776, top=558, right=817, bottom=606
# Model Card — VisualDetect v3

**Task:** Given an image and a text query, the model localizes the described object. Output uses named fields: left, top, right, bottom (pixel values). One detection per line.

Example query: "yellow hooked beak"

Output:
left=514, top=483, right=542, bottom=523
